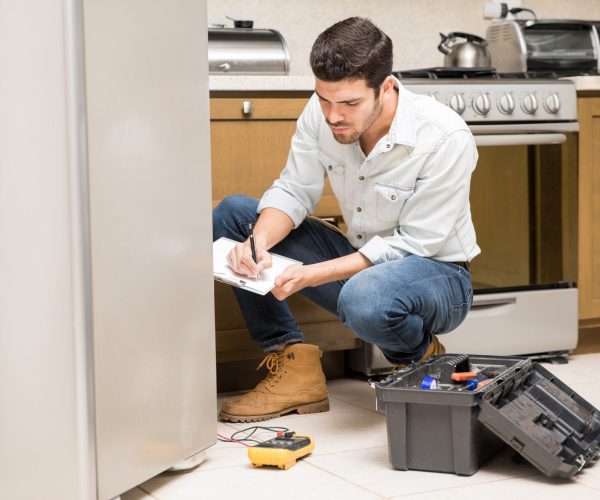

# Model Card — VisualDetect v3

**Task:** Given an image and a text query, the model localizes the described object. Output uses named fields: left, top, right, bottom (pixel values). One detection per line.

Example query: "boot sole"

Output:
left=219, top=398, right=330, bottom=423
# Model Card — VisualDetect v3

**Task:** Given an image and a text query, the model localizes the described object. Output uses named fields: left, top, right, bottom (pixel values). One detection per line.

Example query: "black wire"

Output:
left=218, top=425, right=290, bottom=445
left=509, top=7, right=537, bottom=19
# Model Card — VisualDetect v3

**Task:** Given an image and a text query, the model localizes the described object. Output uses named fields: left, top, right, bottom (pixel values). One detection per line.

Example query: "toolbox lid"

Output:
left=477, top=362, right=600, bottom=479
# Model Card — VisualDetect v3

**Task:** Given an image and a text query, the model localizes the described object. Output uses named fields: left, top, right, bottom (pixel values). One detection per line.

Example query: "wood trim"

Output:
left=579, top=317, right=600, bottom=331
left=216, top=322, right=360, bottom=363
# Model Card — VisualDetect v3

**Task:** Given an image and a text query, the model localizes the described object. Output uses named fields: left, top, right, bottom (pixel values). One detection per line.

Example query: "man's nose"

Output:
left=326, top=105, right=345, bottom=125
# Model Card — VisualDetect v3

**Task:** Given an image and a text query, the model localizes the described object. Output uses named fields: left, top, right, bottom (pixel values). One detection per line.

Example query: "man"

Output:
left=213, top=17, right=479, bottom=423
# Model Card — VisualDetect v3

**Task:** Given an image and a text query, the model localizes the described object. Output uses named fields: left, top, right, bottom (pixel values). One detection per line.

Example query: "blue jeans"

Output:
left=213, top=195, right=473, bottom=364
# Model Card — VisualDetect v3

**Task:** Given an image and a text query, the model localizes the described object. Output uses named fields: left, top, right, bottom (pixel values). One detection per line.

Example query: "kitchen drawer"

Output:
left=211, top=97, right=308, bottom=120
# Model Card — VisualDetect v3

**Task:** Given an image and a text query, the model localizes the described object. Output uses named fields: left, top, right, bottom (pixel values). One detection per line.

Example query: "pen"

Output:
left=249, top=223, right=257, bottom=265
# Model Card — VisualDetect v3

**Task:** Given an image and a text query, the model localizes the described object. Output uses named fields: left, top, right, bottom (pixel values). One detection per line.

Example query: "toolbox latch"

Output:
left=510, top=437, right=525, bottom=452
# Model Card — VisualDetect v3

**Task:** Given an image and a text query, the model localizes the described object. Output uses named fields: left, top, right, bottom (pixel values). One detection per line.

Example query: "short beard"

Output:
left=331, top=98, right=383, bottom=145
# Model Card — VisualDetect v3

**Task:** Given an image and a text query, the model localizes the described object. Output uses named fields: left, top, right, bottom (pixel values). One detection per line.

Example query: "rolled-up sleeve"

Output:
left=257, top=95, right=325, bottom=228
left=359, top=129, right=478, bottom=265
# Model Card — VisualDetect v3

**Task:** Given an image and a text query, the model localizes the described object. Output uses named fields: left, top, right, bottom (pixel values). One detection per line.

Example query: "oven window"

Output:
left=469, top=137, right=578, bottom=291
left=524, top=30, right=594, bottom=59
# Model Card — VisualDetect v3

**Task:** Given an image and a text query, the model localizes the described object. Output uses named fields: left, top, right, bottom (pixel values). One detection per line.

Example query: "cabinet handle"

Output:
left=242, top=100, right=254, bottom=116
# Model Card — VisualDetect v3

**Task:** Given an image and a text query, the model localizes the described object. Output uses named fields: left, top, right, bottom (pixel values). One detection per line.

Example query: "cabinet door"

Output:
left=210, top=97, right=340, bottom=217
left=578, top=97, right=600, bottom=320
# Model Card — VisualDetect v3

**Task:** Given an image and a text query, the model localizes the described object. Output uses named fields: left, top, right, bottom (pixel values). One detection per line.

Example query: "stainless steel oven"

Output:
left=350, top=75, right=579, bottom=374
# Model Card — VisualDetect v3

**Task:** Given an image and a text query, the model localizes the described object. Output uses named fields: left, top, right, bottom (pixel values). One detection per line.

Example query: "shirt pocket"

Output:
left=319, top=150, right=347, bottom=205
left=374, top=183, right=414, bottom=223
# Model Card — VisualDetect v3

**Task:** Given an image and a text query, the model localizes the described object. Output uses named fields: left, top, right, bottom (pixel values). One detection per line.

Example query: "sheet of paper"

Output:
left=213, top=237, right=301, bottom=295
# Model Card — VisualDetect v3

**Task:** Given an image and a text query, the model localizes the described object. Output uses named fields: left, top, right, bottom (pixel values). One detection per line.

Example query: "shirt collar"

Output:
left=387, top=75, right=416, bottom=149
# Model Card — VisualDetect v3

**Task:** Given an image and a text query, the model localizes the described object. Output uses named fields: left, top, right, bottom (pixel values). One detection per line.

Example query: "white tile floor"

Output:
left=122, top=353, right=600, bottom=500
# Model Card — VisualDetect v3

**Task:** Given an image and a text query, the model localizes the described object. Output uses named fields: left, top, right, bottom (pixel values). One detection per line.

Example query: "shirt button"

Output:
left=385, top=144, right=391, bottom=149
left=359, top=176, right=364, bottom=180
left=356, top=207, right=362, bottom=212
left=357, top=234, right=362, bottom=240
left=391, top=194, right=397, bottom=200
left=328, top=165, right=332, bottom=171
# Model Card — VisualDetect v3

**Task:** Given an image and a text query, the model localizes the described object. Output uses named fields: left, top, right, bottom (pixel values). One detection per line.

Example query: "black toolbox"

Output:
left=373, top=354, right=600, bottom=477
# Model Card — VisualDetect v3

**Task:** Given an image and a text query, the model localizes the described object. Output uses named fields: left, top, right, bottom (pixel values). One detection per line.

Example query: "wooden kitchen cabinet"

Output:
left=209, top=93, right=357, bottom=364
left=210, top=92, right=341, bottom=218
left=578, top=95, right=600, bottom=324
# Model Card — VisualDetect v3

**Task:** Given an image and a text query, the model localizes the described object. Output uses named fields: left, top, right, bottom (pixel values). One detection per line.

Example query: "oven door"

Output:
left=444, top=129, right=579, bottom=359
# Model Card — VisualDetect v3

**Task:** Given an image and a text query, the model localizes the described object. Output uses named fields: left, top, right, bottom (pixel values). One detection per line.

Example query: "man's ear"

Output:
left=380, top=75, right=395, bottom=100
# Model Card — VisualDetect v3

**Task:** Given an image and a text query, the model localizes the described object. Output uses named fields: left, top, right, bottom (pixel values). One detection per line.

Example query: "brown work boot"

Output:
left=219, top=343, right=329, bottom=423
left=393, top=335, right=446, bottom=370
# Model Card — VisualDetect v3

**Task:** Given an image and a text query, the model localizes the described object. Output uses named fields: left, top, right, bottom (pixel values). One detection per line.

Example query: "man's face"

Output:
left=315, top=78, right=383, bottom=144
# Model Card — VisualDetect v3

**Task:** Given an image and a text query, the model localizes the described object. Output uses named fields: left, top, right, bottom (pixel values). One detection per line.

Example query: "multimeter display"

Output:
left=255, top=436, right=311, bottom=451
left=248, top=434, right=314, bottom=469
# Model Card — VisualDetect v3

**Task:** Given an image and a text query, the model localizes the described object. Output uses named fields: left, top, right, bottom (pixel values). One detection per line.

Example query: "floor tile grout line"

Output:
left=578, top=482, right=600, bottom=493
left=387, top=471, right=545, bottom=497
left=326, top=395, right=383, bottom=415
left=138, top=485, right=161, bottom=499
left=305, top=444, right=388, bottom=460
left=302, top=458, right=387, bottom=499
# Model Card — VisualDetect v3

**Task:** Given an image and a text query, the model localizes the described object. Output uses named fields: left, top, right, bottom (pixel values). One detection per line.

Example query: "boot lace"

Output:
left=256, top=352, right=289, bottom=388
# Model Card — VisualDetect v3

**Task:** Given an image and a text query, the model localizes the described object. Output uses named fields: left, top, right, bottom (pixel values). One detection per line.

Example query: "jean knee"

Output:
left=212, top=195, right=258, bottom=240
left=337, top=278, right=384, bottom=343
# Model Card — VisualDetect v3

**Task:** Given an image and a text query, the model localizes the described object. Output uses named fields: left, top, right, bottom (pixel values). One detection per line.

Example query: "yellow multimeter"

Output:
left=248, top=433, right=314, bottom=470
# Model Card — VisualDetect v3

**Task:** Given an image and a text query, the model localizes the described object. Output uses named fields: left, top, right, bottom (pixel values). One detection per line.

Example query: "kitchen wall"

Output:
left=207, top=0, right=600, bottom=75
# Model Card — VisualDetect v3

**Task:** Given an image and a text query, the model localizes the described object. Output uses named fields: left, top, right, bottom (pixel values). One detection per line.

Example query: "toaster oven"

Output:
left=487, top=19, right=600, bottom=75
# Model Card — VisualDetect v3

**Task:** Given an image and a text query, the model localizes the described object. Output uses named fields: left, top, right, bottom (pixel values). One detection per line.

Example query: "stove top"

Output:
left=395, top=68, right=579, bottom=126
left=394, top=67, right=496, bottom=79
left=394, top=67, right=599, bottom=80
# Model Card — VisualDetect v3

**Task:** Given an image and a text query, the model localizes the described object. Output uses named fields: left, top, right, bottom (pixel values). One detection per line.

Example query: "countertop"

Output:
left=209, top=75, right=314, bottom=92
left=562, top=76, right=600, bottom=91
left=210, top=74, right=600, bottom=92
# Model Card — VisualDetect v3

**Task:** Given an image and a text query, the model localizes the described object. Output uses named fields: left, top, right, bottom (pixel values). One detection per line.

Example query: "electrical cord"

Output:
left=509, top=7, right=537, bottom=19
left=217, top=425, right=290, bottom=447
left=495, top=3, right=537, bottom=20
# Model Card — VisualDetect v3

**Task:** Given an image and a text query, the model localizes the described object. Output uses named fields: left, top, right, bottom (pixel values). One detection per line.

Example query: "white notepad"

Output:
left=213, top=237, right=301, bottom=295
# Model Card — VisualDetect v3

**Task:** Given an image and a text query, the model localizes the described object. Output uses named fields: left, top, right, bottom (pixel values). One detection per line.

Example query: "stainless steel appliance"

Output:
left=208, top=26, right=290, bottom=74
left=350, top=69, right=579, bottom=374
left=1, top=1, right=216, bottom=499
left=487, top=19, right=600, bottom=75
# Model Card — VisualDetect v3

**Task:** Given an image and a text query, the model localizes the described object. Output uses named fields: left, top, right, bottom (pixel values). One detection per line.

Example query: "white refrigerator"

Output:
left=0, top=1, right=216, bottom=499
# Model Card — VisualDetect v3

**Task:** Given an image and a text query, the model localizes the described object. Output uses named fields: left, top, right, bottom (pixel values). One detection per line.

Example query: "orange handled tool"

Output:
left=451, top=371, right=477, bottom=382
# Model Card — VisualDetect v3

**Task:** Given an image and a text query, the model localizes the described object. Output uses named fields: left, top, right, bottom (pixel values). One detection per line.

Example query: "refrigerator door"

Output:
left=82, top=1, right=216, bottom=498
left=1, top=2, right=95, bottom=499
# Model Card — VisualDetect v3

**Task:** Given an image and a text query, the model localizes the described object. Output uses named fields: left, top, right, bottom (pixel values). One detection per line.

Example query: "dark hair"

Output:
left=310, top=17, right=393, bottom=92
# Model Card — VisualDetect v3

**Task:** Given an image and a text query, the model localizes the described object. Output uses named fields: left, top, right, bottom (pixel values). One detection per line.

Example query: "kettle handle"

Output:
left=437, top=32, right=451, bottom=55
left=445, top=31, right=488, bottom=46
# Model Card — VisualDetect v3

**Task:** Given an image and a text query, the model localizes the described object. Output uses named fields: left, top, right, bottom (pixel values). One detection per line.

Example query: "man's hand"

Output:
left=226, top=239, right=272, bottom=277
left=271, top=251, right=373, bottom=301
left=272, top=264, right=315, bottom=300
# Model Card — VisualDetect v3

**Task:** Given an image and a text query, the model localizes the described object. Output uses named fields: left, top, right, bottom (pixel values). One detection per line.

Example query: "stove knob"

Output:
left=472, top=93, right=491, bottom=115
left=543, top=93, right=561, bottom=114
left=449, top=94, right=466, bottom=115
left=498, top=93, right=515, bottom=115
left=521, top=93, right=538, bottom=114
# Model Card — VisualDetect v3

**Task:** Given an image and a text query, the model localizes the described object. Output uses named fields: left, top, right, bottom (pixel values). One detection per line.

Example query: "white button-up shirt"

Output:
left=257, top=80, right=481, bottom=265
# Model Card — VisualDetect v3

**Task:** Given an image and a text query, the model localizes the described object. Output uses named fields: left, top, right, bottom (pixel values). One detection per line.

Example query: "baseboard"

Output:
left=574, top=323, right=600, bottom=354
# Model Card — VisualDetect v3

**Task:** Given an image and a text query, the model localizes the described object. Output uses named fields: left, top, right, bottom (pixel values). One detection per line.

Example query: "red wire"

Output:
left=217, top=433, right=252, bottom=447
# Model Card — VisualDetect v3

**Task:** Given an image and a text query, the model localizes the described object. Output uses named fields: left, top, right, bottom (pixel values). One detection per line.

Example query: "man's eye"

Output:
left=346, top=102, right=358, bottom=107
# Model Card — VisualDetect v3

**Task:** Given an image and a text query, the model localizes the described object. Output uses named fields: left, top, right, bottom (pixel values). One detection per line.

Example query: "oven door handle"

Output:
left=474, top=133, right=567, bottom=146
left=467, top=296, right=517, bottom=319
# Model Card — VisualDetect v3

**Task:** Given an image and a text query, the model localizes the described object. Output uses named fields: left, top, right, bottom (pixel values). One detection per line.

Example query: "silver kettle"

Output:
left=437, top=32, right=491, bottom=68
